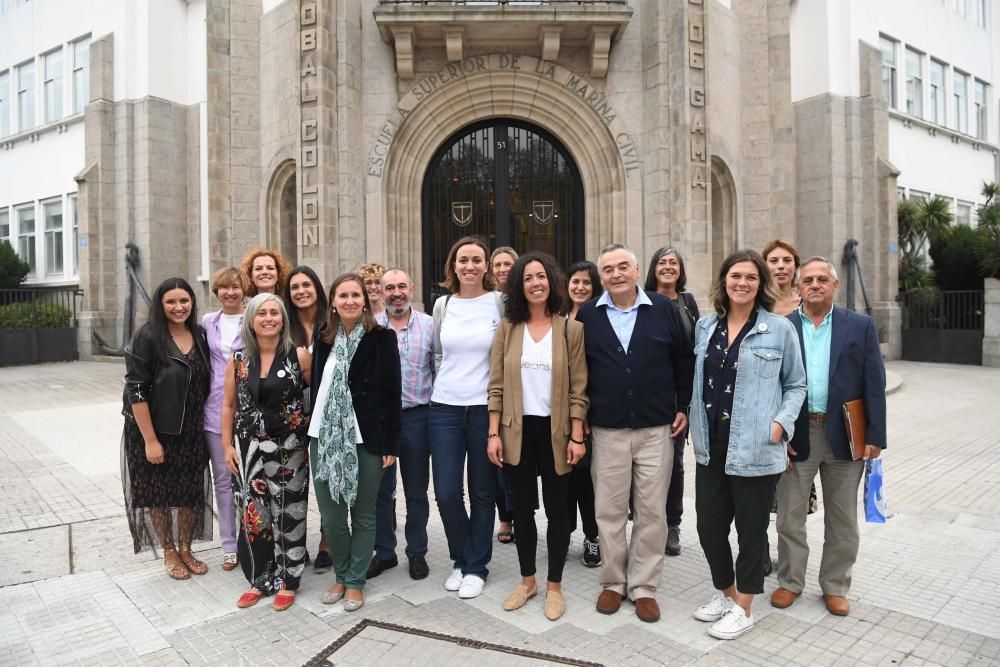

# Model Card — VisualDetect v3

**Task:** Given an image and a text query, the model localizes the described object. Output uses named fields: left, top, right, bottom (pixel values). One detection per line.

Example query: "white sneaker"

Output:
left=693, top=591, right=731, bottom=622
left=708, top=603, right=755, bottom=640
left=444, top=568, right=464, bottom=592
left=457, top=574, right=485, bottom=599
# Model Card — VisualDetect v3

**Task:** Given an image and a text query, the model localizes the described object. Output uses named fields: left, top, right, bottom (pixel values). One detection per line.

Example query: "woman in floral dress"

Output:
left=222, top=293, right=312, bottom=611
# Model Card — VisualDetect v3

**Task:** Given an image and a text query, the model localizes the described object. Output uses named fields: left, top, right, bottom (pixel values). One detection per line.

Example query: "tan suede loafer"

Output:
left=502, top=583, right=537, bottom=611
left=544, top=590, right=565, bottom=621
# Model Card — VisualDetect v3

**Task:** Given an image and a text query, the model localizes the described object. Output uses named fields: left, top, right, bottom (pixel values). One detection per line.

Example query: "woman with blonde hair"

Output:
left=222, top=293, right=311, bottom=611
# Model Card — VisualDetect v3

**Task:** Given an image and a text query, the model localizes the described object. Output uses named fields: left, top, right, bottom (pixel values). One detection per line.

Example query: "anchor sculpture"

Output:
left=93, top=242, right=152, bottom=355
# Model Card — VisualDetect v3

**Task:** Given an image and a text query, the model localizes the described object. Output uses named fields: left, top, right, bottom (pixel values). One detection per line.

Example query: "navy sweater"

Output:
left=576, top=291, right=694, bottom=429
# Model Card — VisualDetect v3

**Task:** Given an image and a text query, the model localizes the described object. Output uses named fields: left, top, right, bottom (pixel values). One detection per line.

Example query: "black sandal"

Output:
left=497, top=530, right=515, bottom=544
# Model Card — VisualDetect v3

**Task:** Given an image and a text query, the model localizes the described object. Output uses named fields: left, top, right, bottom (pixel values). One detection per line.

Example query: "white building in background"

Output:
left=791, top=0, right=1000, bottom=226
left=0, top=0, right=207, bottom=286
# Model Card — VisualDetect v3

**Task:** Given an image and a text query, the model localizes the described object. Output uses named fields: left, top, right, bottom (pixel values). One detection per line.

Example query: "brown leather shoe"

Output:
left=634, top=597, right=660, bottom=623
left=595, top=589, right=624, bottom=615
left=770, top=587, right=800, bottom=609
left=824, top=595, right=849, bottom=616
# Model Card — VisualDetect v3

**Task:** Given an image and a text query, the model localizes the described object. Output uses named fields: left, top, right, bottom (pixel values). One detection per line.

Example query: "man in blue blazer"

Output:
left=771, top=257, right=887, bottom=617
left=576, top=243, right=694, bottom=623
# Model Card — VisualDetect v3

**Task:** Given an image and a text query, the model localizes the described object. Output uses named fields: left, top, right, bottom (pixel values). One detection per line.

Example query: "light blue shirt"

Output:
left=596, top=286, right=651, bottom=353
left=799, top=305, right=833, bottom=413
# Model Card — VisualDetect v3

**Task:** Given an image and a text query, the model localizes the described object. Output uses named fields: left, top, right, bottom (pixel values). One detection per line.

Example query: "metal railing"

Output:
left=901, top=289, right=984, bottom=330
left=0, top=287, right=83, bottom=330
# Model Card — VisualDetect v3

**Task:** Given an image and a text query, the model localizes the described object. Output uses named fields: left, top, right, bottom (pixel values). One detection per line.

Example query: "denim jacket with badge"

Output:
left=689, top=308, right=807, bottom=477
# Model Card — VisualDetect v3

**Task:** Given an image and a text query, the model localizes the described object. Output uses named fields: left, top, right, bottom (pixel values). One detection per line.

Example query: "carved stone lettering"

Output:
left=301, top=29, right=316, bottom=51
left=692, top=166, right=707, bottom=188
left=302, top=224, right=319, bottom=245
left=689, top=47, right=705, bottom=69
left=301, top=56, right=316, bottom=78
left=303, top=199, right=318, bottom=220
left=302, top=120, right=317, bottom=142
left=301, top=169, right=318, bottom=194
left=301, top=3, right=316, bottom=25
left=691, top=87, right=705, bottom=107
left=689, top=22, right=704, bottom=43
left=302, top=145, right=318, bottom=167
left=690, top=135, right=707, bottom=161
left=692, top=112, right=705, bottom=134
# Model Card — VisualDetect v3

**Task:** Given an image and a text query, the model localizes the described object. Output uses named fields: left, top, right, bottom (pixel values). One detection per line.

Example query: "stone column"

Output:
left=983, top=278, right=1000, bottom=367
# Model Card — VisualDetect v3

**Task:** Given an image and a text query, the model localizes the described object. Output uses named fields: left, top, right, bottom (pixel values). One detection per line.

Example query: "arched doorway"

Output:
left=420, top=119, right=584, bottom=306
left=711, top=156, right=737, bottom=273
left=266, top=160, right=298, bottom=267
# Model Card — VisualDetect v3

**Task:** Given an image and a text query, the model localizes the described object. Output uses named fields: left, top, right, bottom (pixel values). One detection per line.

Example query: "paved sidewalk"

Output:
left=0, top=360, right=998, bottom=666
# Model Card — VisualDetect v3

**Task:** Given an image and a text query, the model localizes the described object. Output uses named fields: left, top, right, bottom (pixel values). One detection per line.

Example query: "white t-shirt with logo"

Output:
left=431, top=292, right=501, bottom=406
left=521, top=327, right=553, bottom=417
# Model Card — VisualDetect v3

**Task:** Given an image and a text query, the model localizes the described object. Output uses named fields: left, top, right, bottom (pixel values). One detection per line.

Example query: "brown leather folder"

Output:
left=842, top=399, right=867, bottom=460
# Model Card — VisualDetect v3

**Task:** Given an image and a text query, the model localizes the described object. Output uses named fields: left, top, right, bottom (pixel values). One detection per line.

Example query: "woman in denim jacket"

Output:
left=688, top=250, right=806, bottom=641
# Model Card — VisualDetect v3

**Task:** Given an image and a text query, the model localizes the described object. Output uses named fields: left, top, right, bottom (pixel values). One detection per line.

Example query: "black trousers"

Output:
left=666, top=432, right=687, bottom=527
left=503, top=416, right=571, bottom=582
left=567, top=433, right=598, bottom=541
left=695, top=439, right=777, bottom=594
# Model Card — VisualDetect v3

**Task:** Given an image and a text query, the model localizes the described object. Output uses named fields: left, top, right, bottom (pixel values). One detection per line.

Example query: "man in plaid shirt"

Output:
left=368, top=268, right=436, bottom=581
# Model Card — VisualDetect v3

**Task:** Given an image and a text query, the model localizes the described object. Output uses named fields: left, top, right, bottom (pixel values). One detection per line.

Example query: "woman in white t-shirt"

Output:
left=202, top=266, right=248, bottom=572
left=486, top=252, right=588, bottom=621
left=430, top=236, right=504, bottom=600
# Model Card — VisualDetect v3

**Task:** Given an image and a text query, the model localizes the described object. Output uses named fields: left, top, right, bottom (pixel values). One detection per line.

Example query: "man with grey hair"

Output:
left=575, top=243, right=693, bottom=622
left=367, top=268, right=436, bottom=581
left=771, top=256, right=886, bottom=617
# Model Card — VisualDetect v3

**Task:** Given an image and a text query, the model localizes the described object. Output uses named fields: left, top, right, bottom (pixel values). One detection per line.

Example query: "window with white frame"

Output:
left=953, top=71, right=968, bottom=133
left=72, top=36, right=91, bottom=114
left=930, top=60, right=946, bottom=125
left=956, top=201, right=973, bottom=226
left=16, top=204, right=36, bottom=273
left=974, top=80, right=988, bottom=140
left=43, top=47, right=63, bottom=123
left=0, top=209, right=9, bottom=246
left=909, top=190, right=929, bottom=203
left=43, top=199, right=63, bottom=276
left=0, top=70, right=9, bottom=137
left=16, top=60, right=34, bottom=131
left=976, top=0, right=987, bottom=26
left=906, top=48, right=923, bottom=117
left=70, top=194, right=79, bottom=274
left=880, top=37, right=898, bottom=108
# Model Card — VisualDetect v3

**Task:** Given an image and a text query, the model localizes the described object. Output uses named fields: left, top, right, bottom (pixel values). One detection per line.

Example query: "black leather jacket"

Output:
left=122, top=325, right=210, bottom=436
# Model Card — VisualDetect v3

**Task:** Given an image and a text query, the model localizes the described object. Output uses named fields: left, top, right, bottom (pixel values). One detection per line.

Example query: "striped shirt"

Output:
left=376, top=308, right=435, bottom=409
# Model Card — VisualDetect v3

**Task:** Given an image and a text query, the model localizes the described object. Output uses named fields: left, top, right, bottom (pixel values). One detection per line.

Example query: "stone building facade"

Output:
left=73, top=0, right=899, bottom=356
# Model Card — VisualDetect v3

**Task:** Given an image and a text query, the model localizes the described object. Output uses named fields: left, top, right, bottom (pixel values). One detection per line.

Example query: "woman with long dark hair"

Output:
left=283, top=265, right=333, bottom=573
left=487, top=251, right=588, bottom=621
left=222, top=293, right=312, bottom=611
left=310, top=273, right=401, bottom=612
left=689, top=250, right=806, bottom=640
left=429, top=236, right=504, bottom=599
left=565, top=260, right=602, bottom=568
left=122, top=277, right=213, bottom=580
left=644, top=246, right=700, bottom=557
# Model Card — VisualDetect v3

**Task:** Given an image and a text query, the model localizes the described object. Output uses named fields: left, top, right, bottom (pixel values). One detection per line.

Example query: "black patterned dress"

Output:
left=123, top=344, right=213, bottom=553
left=232, top=347, right=309, bottom=594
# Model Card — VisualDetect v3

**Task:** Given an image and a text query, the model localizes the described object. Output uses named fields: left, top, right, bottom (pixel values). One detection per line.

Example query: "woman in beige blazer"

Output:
left=487, top=251, right=589, bottom=621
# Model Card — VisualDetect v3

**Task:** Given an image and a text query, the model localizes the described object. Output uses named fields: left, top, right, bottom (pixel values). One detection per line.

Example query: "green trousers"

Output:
left=310, top=437, right=385, bottom=590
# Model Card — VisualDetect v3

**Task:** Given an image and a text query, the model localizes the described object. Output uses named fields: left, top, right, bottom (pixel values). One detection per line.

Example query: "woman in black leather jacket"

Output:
left=122, top=277, right=213, bottom=580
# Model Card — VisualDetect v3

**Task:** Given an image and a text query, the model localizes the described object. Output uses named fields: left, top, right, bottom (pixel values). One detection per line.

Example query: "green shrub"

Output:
left=0, top=302, right=74, bottom=330
left=0, top=241, right=30, bottom=289
left=930, top=224, right=984, bottom=290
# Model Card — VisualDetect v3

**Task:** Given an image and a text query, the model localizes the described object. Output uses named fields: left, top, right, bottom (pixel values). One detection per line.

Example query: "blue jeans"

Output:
left=374, top=405, right=431, bottom=560
left=428, top=402, right=494, bottom=579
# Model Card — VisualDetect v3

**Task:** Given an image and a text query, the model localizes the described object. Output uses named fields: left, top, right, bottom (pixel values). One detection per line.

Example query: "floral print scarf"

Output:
left=316, top=323, right=365, bottom=506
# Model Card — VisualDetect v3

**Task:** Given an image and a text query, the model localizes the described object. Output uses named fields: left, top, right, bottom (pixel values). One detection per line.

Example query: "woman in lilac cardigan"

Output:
left=202, top=266, right=248, bottom=570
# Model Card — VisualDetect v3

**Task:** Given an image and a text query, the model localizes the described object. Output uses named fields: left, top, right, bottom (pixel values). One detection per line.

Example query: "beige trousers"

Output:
left=591, top=425, right=672, bottom=600
left=775, top=421, right=865, bottom=596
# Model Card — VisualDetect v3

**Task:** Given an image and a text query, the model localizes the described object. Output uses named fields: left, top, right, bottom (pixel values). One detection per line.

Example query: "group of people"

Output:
left=121, top=236, right=886, bottom=640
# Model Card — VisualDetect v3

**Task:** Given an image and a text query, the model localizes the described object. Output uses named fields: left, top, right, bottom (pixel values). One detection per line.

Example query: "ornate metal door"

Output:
left=421, top=119, right=584, bottom=307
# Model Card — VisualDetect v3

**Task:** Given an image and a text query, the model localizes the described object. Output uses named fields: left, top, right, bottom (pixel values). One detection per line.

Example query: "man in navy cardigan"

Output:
left=771, top=257, right=887, bottom=618
left=576, top=243, right=694, bottom=623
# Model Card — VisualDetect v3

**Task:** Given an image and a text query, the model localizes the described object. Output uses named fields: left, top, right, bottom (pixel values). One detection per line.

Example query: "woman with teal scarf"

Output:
left=308, top=273, right=402, bottom=611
